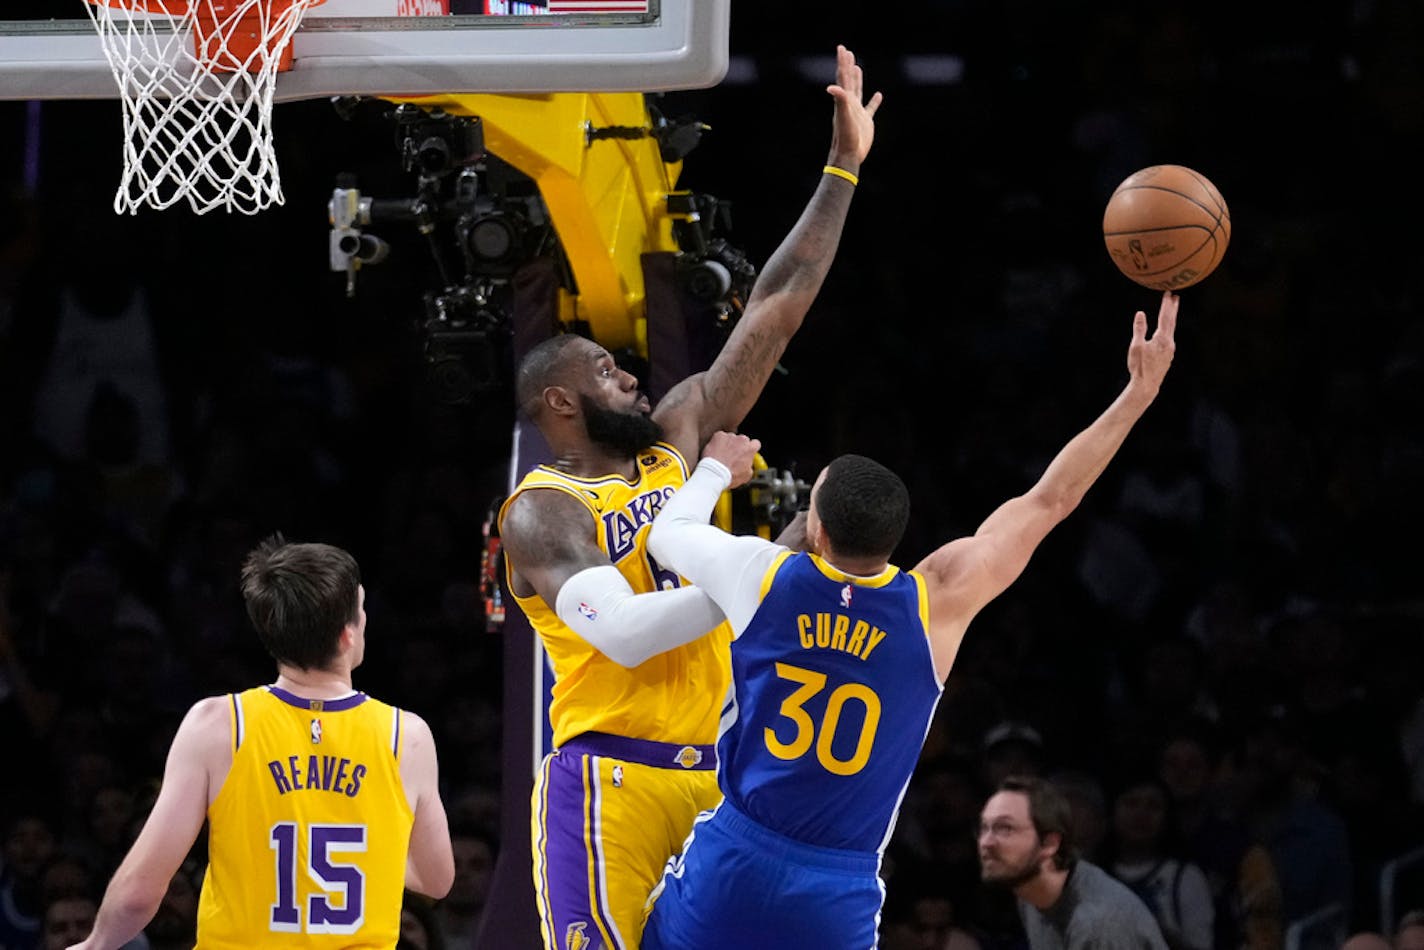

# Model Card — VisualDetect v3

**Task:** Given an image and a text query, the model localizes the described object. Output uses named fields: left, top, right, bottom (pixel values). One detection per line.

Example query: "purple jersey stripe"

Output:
left=537, top=749, right=621, bottom=948
left=265, top=685, right=369, bottom=712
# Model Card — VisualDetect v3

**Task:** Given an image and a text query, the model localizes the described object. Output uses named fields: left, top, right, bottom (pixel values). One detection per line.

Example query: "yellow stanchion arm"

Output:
left=384, top=91, right=685, bottom=355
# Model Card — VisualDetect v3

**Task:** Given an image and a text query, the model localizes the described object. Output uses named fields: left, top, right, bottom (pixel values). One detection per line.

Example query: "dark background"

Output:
left=2, top=2, right=1423, bottom=948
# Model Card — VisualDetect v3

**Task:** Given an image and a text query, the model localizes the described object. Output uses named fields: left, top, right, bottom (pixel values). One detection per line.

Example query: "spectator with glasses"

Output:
left=978, top=775, right=1167, bottom=949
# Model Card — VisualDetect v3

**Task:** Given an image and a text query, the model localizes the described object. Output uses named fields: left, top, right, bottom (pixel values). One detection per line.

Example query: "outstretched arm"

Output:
left=914, top=292, right=1180, bottom=673
left=653, top=44, right=883, bottom=451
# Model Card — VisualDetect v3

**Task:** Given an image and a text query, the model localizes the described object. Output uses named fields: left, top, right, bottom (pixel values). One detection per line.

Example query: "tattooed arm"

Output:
left=651, top=44, right=883, bottom=456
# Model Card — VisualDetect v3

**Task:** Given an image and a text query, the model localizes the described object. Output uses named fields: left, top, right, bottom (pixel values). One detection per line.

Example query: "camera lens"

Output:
left=681, top=259, right=732, bottom=302
left=465, top=215, right=519, bottom=265
left=417, top=136, right=451, bottom=175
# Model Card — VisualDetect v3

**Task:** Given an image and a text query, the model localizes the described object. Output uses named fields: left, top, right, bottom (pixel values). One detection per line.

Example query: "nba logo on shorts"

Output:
left=841, top=583, right=853, bottom=609
left=310, top=719, right=322, bottom=744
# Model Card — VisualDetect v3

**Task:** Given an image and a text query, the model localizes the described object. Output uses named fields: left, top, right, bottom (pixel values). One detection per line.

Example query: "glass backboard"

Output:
left=0, top=0, right=729, bottom=101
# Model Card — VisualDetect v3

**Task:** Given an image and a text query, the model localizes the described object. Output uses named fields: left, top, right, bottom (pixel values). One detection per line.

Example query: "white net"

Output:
left=83, top=0, right=318, bottom=215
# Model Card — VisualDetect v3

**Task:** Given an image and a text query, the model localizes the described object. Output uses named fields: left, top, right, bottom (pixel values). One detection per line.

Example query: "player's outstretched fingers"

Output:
left=1155, top=290, right=1179, bottom=342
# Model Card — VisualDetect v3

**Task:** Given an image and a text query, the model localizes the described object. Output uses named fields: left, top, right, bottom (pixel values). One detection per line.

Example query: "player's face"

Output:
left=977, top=791, right=1048, bottom=887
left=577, top=348, right=662, bottom=456
left=579, top=345, right=647, bottom=414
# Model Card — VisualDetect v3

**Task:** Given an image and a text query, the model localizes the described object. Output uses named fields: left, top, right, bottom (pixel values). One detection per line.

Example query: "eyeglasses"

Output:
left=977, top=820, right=1032, bottom=840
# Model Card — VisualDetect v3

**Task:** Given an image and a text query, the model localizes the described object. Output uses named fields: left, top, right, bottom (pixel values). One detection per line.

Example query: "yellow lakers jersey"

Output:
left=197, top=686, right=414, bottom=950
left=499, top=442, right=732, bottom=748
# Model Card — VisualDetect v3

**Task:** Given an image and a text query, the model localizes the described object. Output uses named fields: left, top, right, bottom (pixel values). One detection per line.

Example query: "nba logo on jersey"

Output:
left=841, top=583, right=853, bottom=608
left=577, top=602, right=598, bottom=621
left=310, top=718, right=322, bottom=744
left=612, top=765, right=624, bottom=787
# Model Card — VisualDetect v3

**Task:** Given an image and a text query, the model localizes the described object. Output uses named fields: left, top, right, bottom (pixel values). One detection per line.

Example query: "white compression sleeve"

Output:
left=647, top=458, right=784, bottom=635
left=554, top=565, right=726, bottom=668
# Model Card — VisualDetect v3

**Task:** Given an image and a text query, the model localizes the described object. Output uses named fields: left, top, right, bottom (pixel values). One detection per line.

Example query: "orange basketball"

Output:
left=1102, top=164, right=1231, bottom=291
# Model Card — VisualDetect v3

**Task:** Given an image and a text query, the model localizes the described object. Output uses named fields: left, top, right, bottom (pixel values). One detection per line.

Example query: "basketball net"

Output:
left=83, top=0, right=321, bottom=215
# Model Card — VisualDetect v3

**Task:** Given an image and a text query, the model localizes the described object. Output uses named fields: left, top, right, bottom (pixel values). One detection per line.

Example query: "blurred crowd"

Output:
left=3, top=2, right=1424, bottom=948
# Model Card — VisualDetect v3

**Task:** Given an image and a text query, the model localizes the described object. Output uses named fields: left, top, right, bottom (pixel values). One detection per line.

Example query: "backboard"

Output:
left=0, top=0, right=730, bottom=102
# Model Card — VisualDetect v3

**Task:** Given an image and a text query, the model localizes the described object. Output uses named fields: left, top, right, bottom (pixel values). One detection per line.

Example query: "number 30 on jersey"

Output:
left=763, top=662, right=882, bottom=776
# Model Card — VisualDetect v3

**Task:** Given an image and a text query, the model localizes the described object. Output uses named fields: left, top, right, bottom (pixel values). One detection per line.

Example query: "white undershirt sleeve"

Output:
left=647, top=457, right=785, bottom=635
left=554, top=566, right=726, bottom=669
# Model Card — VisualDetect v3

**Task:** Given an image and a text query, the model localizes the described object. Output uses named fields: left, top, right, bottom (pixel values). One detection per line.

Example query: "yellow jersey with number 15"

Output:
left=196, top=685, right=414, bottom=950
left=499, top=442, right=732, bottom=748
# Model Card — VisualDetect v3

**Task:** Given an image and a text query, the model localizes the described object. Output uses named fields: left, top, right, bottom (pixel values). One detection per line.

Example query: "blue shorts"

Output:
left=641, top=801, right=886, bottom=949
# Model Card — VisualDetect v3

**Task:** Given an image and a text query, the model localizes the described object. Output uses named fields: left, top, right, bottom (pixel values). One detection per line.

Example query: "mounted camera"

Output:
left=393, top=103, right=485, bottom=180
left=421, top=282, right=510, bottom=406
left=327, top=99, right=561, bottom=403
left=668, top=191, right=756, bottom=323
left=327, top=95, right=757, bottom=406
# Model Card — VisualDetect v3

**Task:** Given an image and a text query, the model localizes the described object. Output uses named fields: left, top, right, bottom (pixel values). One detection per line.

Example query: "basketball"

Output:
left=1102, top=164, right=1231, bottom=291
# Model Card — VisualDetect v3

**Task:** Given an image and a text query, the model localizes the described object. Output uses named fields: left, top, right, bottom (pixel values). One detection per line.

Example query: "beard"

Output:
left=980, top=851, right=1044, bottom=890
left=580, top=394, right=664, bottom=457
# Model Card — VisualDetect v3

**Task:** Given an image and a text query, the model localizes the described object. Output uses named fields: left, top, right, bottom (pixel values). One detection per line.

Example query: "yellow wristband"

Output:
left=822, top=164, right=859, bottom=187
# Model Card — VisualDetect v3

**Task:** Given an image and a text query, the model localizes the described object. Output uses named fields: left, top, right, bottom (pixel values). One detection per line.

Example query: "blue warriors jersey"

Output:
left=197, top=686, right=413, bottom=950
left=498, top=442, right=732, bottom=748
left=719, top=551, right=943, bottom=852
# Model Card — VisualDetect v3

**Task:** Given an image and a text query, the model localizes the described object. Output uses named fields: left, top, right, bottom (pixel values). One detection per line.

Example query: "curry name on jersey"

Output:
left=719, top=552, right=943, bottom=853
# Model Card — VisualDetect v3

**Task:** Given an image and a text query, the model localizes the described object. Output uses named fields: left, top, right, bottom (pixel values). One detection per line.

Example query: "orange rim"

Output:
left=85, top=0, right=317, bottom=73
left=83, top=0, right=193, bottom=12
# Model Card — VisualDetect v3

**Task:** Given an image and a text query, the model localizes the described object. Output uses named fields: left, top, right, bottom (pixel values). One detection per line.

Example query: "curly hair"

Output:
left=814, top=454, right=910, bottom=559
